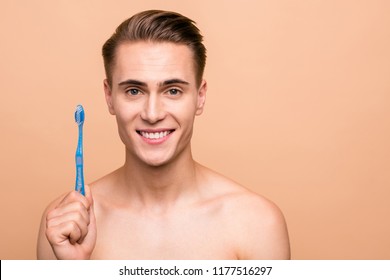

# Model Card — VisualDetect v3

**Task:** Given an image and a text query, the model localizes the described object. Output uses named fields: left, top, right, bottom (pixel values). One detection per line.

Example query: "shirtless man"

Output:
left=37, top=10, right=290, bottom=260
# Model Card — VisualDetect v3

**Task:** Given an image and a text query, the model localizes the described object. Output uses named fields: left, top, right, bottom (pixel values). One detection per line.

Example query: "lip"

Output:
left=136, top=128, right=175, bottom=145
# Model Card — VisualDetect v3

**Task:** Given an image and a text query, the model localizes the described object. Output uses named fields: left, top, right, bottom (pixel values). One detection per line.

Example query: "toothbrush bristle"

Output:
left=75, top=105, right=85, bottom=124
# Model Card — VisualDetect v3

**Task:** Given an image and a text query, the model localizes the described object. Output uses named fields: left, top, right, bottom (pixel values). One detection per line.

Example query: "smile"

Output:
left=136, top=130, right=175, bottom=140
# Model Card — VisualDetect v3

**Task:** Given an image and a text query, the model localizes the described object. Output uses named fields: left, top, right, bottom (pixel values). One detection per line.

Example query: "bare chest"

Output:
left=91, top=206, right=237, bottom=259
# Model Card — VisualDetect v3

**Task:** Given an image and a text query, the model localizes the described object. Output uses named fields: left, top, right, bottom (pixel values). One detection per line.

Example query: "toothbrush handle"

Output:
left=75, top=154, right=85, bottom=196
left=75, top=126, right=85, bottom=196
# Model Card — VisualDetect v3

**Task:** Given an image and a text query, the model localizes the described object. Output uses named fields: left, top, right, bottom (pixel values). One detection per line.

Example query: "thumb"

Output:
left=84, top=184, right=94, bottom=207
left=81, top=184, right=97, bottom=254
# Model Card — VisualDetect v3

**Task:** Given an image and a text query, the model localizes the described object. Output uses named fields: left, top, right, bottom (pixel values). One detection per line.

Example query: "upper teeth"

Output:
left=140, top=131, right=170, bottom=139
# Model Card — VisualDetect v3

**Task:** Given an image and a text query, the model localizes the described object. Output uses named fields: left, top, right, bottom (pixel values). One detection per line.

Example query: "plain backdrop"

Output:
left=0, top=0, right=389, bottom=259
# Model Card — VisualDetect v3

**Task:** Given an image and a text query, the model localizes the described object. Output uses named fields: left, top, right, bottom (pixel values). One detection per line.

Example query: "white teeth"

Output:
left=140, top=131, right=170, bottom=139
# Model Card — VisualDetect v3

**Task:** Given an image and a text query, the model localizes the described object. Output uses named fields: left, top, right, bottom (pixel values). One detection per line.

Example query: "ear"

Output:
left=195, top=79, right=207, bottom=116
left=104, top=79, right=115, bottom=115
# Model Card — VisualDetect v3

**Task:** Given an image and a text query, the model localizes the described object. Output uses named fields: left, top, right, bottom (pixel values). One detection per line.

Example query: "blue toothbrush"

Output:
left=74, top=105, right=85, bottom=196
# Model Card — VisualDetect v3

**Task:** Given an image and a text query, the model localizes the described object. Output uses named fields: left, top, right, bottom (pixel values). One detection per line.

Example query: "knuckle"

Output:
left=46, top=218, right=54, bottom=228
left=63, top=191, right=83, bottom=204
left=68, top=191, right=79, bottom=200
left=69, top=221, right=78, bottom=232
left=46, top=209, right=56, bottom=221
left=73, top=212, right=85, bottom=224
left=45, top=227, right=53, bottom=237
left=75, top=201, right=85, bottom=211
left=45, top=228, right=56, bottom=243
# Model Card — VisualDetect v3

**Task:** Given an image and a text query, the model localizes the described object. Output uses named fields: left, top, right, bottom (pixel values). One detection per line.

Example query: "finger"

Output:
left=46, top=200, right=91, bottom=245
left=47, top=200, right=90, bottom=221
left=58, top=190, right=90, bottom=210
left=46, top=212, right=89, bottom=245
left=46, top=208, right=90, bottom=232
left=82, top=196, right=97, bottom=249
left=84, top=184, right=94, bottom=206
left=46, top=220, right=82, bottom=245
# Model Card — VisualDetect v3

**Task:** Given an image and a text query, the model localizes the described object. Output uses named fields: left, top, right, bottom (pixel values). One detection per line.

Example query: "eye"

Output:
left=126, top=88, right=141, bottom=96
left=167, top=88, right=181, bottom=96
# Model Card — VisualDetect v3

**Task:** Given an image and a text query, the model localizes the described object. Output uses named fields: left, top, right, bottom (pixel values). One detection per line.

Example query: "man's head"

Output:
left=102, top=10, right=208, bottom=167
left=102, top=10, right=206, bottom=88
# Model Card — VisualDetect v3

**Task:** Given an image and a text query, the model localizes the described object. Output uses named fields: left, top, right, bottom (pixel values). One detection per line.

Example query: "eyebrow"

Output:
left=160, top=79, right=190, bottom=87
left=117, top=78, right=190, bottom=87
left=118, top=79, right=147, bottom=87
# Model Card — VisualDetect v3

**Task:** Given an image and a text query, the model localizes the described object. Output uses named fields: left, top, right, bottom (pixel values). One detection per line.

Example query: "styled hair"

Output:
left=102, top=10, right=206, bottom=87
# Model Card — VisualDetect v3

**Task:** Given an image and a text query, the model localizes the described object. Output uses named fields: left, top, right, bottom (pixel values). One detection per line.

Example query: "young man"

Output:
left=37, top=10, right=290, bottom=260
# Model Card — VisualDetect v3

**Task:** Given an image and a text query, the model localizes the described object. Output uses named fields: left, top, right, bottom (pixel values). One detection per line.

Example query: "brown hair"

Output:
left=102, top=10, right=207, bottom=87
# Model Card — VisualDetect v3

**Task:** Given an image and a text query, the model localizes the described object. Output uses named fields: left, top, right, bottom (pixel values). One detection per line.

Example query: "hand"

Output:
left=45, top=185, right=97, bottom=259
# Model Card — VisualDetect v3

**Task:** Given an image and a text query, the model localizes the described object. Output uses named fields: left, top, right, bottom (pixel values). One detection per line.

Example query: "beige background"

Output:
left=1, top=0, right=389, bottom=259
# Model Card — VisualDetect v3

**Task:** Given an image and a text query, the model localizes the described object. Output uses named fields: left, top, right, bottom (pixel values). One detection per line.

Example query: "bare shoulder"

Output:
left=87, top=169, right=120, bottom=210
left=198, top=165, right=290, bottom=259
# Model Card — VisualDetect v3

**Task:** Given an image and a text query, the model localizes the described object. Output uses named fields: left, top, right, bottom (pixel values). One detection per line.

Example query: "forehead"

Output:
left=112, top=42, right=196, bottom=86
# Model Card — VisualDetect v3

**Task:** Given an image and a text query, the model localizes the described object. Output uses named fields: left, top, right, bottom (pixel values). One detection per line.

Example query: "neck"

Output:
left=118, top=146, right=199, bottom=209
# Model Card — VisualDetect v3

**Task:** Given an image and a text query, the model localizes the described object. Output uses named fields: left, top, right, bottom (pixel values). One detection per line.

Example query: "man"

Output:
left=37, top=10, right=290, bottom=260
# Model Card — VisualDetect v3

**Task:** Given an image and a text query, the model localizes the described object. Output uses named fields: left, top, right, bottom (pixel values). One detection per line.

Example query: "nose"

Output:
left=140, top=94, right=165, bottom=124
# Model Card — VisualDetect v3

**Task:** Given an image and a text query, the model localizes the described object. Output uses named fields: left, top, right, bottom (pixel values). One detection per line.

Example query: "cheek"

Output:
left=114, top=111, right=138, bottom=148
left=114, top=106, right=136, bottom=133
left=166, top=95, right=198, bottom=117
left=115, top=114, right=129, bottom=142
left=114, top=107, right=128, bottom=124
left=167, top=104, right=196, bottom=126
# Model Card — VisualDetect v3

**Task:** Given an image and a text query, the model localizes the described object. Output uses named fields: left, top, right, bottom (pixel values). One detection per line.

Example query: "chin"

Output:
left=143, top=158, right=172, bottom=168
left=139, top=152, right=175, bottom=168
